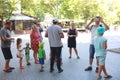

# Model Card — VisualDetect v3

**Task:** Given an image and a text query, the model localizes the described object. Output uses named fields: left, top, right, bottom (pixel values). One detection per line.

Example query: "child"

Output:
left=38, top=42, right=46, bottom=72
left=93, top=27, right=112, bottom=79
left=24, top=43, right=31, bottom=65
left=16, top=38, right=24, bottom=69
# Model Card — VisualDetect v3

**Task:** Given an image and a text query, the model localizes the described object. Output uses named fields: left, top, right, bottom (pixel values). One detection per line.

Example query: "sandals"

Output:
left=97, top=76, right=102, bottom=80
left=3, top=69, right=12, bottom=73
left=9, top=67, right=15, bottom=70
left=20, top=66, right=25, bottom=69
left=104, top=75, right=112, bottom=79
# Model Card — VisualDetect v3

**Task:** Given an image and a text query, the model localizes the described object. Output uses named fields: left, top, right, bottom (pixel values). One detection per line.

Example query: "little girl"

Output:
left=16, top=38, right=24, bottom=69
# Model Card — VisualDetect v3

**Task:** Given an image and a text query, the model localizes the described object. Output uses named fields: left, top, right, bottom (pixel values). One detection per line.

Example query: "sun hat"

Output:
left=97, top=26, right=105, bottom=34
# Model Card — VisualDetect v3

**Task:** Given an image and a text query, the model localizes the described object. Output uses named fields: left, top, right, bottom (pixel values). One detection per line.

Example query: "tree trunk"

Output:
left=84, top=19, right=88, bottom=26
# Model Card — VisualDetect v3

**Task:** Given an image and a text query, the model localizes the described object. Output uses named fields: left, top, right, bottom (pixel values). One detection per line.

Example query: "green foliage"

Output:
left=0, top=0, right=17, bottom=27
left=114, top=21, right=120, bottom=25
left=1, top=0, right=120, bottom=26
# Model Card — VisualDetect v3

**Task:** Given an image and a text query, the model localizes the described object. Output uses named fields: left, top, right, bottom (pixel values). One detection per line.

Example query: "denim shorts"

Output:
left=39, top=58, right=44, bottom=64
left=89, top=44, right=95, bottom=59
left=96, top=56, right=106, bottom=66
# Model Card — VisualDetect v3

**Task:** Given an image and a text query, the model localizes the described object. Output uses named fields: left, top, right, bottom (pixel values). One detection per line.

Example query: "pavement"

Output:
left=0, top=30, right=120, bottom=80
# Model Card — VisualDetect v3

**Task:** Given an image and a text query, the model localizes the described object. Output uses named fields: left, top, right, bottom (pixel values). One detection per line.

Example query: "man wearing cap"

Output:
left=84, top=16, right=109, bottom=72
left=45, top=18, right=64, bottom=73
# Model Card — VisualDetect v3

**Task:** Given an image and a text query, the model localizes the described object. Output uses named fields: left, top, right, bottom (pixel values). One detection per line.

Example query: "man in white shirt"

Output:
left=84, top=16, right=109, bottom=72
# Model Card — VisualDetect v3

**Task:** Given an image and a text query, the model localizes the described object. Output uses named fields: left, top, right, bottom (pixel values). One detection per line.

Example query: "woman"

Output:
left=67, top=22, right=80, bottom=59
left=30, top=24, right=41, bottom=64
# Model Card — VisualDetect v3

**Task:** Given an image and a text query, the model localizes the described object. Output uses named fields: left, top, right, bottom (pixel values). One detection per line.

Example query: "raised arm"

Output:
left=85, top=18, right=94, bottom=29
left=100, top=17, right=109, bottom=30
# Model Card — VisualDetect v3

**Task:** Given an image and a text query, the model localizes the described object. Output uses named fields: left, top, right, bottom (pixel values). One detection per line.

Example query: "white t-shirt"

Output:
left=89, top=24, right=106, bottom=44
left=89, top=25, right=98, bottom=44
left=17, top=44, right=24, bottom=58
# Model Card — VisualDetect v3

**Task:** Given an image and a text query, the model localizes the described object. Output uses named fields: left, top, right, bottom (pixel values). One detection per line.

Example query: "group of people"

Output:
left=0, top=16, right=112, bottom=79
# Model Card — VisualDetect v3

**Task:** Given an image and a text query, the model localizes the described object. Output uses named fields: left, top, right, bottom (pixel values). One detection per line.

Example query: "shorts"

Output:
left=25, top=54, right=30, bottom=60
left=96, top=56, right=106, bottom=66
left=89, top=44, right=95, bottom=59
left=1, top=47, right=13, bottom=59
left=39, top=58, right=44, bottom=64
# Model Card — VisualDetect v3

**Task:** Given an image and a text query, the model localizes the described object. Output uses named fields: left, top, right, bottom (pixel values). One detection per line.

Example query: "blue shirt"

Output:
left=93, top=36, right=107, bottom=56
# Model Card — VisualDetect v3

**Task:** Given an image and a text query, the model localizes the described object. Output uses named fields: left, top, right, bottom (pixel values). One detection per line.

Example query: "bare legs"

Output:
left=98, top=65, right=110, bottom=78
left=33, top=51, right=38, bottom=64
left=4, top=59, right=10, bottom=70
left=69, top=48, right=79, bottom=58
left=19, top=58, right=24, bottom=69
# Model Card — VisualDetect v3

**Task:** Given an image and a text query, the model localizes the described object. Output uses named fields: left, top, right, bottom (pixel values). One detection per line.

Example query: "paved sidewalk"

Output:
left=0, top=31, right=120, bottom=80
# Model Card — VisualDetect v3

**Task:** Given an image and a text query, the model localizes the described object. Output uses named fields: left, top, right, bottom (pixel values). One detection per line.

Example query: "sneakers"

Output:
left=27, top=62, right=31, bottom=66
left=85, top=66, right=92, bottom=71
left=50, top=69, right=54, bottom=73
left=40, top=69, right=44, bottom=72
left=95, top=67, right=98, bottom=73
left=58, top=69, right=63, bottom=73
left=77, top=56, right=80, bottom=59
left=69, top=56, right=71, bottom=59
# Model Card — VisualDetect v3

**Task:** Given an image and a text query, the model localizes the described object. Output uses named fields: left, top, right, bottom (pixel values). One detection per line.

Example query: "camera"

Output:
left=94, top=17, right=99, bottom=21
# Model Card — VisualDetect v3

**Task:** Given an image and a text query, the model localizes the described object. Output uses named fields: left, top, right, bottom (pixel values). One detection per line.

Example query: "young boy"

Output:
left=93, top=27, right=112, bottom=79
left=38, top=42, right=46, bottom=72
left=24, top=43, right=31, bottom=65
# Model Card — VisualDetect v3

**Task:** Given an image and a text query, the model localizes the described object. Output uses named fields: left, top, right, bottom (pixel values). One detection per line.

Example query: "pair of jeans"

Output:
left=89, top=44, right=95, bottom=59
left=50, top=47, right=62, bottom=71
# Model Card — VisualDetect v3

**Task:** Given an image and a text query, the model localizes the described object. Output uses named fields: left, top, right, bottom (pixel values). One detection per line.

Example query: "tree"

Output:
left=0, top=0, right=17, bottom=27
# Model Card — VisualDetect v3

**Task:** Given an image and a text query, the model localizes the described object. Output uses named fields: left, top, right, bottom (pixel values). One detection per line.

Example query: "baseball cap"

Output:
left=97, top=26, right=105, bottom=34
left=39, top=42, right=44, bottom=48
left=53, top=18, right=59, bottom=22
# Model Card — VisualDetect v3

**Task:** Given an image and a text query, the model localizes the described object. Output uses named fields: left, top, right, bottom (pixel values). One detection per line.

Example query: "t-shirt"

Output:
left=25, top=47, right=31, bottom=54
left=89, top=25, right=97, bottom=44
left=38, top=48, right=45, bottom=58
left=89, top=25, right=106, bottom=44
left=1, top=28, right=11, bottom=48
left=46, top=24, right=63, bottom=47
left=93, top=36, right=107, bottom=56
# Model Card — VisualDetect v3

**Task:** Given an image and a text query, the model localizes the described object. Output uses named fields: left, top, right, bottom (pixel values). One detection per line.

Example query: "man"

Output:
left=1, top=21, right=15, bottom=72
left=84, top=16, right=109, bottom=72
left=45, top=18, right=64, bottom=73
